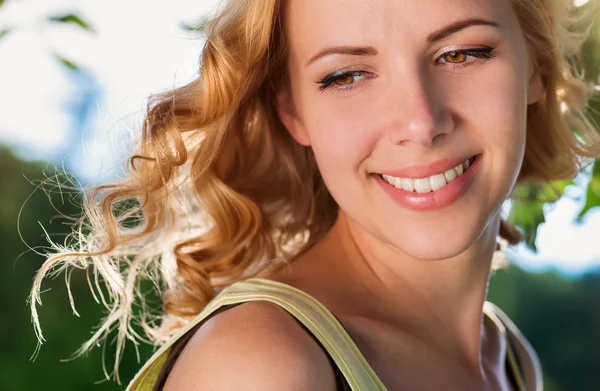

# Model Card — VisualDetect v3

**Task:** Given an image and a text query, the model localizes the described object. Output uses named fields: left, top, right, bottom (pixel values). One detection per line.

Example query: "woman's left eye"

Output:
left=436, top=47, right=496, bottom=66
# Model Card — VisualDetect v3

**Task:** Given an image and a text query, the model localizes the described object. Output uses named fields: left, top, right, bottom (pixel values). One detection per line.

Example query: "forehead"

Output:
left=284, top=0, right=517, bottom=58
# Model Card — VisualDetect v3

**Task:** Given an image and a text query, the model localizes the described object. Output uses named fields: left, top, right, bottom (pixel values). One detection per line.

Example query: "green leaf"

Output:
left=510, top=181, right=564, bottom=204
left=548, top=179, right=575, bottom=199
left=48, top=13, right=94, bottom=33
left=55, top=55, right=80, bottom=71
left=0, top=28, right=11, bottom=40
left=0, top=0, right=5, bottom=8
left=577, top=159, right=600, bottom=221
left=180, top=19, right=207, bottom=33
left=509, top=189, right=546, bottom=251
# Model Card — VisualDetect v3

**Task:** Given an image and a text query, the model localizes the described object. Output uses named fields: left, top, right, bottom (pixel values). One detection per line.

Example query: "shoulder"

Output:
left=163, top=300, right=338, bottom=391
left=485, top=302, right=543, bottom=391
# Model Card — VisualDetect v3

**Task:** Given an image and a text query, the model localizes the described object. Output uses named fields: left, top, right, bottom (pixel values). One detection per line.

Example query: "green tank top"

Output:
left=126, top=277, right=531, bottom=391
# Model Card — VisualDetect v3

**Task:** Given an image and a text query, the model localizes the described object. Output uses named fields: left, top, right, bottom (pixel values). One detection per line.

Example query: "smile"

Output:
left=380, top=156, right=476, bottom=194
left=374, top=154, right=481, bottom=211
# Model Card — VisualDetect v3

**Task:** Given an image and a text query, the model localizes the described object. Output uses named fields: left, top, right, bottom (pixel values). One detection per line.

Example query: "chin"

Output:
left=381, top=215, right=491, bottom=262
left=393, top=237, right=475, bottom=262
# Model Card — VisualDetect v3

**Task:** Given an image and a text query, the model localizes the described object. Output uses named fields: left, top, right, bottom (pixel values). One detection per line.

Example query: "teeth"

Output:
left=455, top=163, right=464, bottom=176
left=381, top=157, right=474, bottom=193
left=429, top=173, right=446, bottom=192
left=413, top=178, right=431, bottom=193
left=401, top=178, right=414, bottom=191
left=444, top=168, right=457, bottom=182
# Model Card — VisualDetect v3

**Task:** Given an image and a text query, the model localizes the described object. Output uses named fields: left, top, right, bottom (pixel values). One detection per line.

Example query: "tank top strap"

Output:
left=217, top=277, right=387, bottom=390
left=126, top=277, right=386, bottom=391
left=483, top=301, right=529, bottom=391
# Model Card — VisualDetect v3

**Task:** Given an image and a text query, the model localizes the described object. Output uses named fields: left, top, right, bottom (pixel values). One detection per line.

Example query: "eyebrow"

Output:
left=427, top=18, right=499, bottom=42
left=305, top=46, right=378, bottom=68
left=305, top=18, right=500, bottom=68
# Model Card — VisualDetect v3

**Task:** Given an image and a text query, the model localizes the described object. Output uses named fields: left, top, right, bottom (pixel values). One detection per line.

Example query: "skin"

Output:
left=271, top=0, right=545, bottom=389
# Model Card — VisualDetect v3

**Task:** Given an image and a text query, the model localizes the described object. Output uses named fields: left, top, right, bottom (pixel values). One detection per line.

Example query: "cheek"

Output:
left=301, top=95, right=378, bottom=177
left=454, top=63, right=528, bottom=178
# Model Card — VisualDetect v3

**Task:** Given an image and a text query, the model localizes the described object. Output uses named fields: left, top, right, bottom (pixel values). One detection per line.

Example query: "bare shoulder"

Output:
left=163, top=300, right=338, bottom=391
left=486, top=302, right=543, bottom=391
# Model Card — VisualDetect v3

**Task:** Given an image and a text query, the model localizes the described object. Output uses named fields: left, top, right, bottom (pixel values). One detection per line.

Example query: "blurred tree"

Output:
left=0, top=148, right=152, bottom=390
left=488, top=266, right=600, bottom=391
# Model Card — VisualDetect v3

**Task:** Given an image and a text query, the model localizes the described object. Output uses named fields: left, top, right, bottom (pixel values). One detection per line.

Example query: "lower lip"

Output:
left=373, top=154, right=481, bottom=211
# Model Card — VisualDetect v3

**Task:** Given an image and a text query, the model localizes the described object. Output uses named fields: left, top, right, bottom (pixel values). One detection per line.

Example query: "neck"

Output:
left=312, top=211, right=501, bottom=373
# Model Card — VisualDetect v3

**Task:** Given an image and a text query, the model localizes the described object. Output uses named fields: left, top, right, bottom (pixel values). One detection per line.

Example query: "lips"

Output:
left=379, top=156, right=476, bottom=194
left=377, top=155, right=478, bottom=180
left=373, top=154, right=481, bottom=211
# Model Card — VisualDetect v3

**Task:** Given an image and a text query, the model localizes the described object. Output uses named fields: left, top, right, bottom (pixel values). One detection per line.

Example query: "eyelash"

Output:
left=317, top=47, right=496, bottom=93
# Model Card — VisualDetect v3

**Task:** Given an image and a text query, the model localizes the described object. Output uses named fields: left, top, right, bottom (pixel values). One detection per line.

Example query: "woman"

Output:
left=31, top=0, right=600, bottom=390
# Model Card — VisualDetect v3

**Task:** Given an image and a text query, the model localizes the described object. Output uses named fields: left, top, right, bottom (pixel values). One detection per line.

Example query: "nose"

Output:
left=386, top=67, right=453, bottom=147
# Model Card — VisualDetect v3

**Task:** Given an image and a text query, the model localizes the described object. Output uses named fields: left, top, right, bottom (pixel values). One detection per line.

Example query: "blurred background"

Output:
left=1, top=0, right=599, bottom=390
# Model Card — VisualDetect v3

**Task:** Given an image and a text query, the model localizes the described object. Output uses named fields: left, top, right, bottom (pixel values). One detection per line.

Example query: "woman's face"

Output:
left=277, top=0, right=544, bottom=260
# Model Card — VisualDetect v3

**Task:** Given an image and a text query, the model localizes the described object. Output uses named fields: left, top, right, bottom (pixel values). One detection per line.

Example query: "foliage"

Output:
left=578, top=159, right=600, bottom=220
left=180, top=18, right=207, bottom=33
left=47, top=13, right=94, bottom=33
left=488, top=265, right=600, bottom=391
left=0, top=148, right=154, bottom=390
left=504, top=3, right=600, bottom=248
left=0, top=8, right=94, bottom=71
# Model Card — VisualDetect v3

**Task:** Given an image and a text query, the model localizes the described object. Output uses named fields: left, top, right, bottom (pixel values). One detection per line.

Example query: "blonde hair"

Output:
left=30, top=0, right=600, bottom=382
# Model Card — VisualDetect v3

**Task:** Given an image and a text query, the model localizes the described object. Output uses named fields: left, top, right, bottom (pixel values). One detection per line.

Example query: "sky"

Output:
left=0, top=0, right=598, bottom=275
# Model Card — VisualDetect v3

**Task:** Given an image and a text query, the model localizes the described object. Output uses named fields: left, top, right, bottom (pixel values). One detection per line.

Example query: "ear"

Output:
left=526, top=62, right=545, bottom=105
left=275, top=87, right=311, bottom=146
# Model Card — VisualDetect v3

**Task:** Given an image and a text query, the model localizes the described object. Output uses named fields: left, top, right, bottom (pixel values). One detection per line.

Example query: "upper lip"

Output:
left=378, top=154, right=477, bottom=179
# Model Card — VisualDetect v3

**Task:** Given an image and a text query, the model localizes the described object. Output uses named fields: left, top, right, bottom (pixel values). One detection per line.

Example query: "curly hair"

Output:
left=30, top=0, right=600, bottom=383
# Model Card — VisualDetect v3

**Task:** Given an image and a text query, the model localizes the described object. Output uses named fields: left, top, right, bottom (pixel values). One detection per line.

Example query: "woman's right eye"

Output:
left=317, top=70, right=368, bottom=92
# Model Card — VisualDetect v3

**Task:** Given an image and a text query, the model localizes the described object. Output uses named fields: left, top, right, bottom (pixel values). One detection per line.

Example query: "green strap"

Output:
left=126, top=277, right=385, bottom=391
left=218, top=278, right=386, bottom=390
